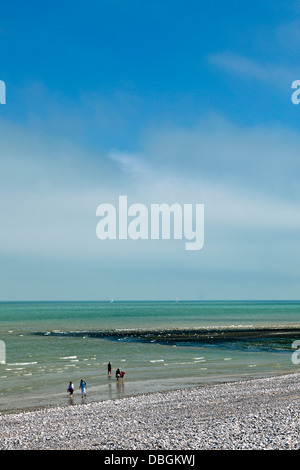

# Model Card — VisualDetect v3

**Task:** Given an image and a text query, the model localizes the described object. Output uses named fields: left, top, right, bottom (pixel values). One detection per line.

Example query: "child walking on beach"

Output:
left=79, top=379, right=87, bottom=398
left=67, top=381, right=74, bottom=398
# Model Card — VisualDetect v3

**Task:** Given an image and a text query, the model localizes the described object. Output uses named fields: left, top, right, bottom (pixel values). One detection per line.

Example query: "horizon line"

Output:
left=0, top=299, right=299, bottom=303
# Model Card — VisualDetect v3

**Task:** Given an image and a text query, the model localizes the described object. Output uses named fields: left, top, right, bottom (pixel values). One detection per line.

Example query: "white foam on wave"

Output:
left=60, top=356, right=77, bottom=360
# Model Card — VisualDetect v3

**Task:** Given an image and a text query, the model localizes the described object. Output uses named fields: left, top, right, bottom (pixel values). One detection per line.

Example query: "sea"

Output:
left=1, top=300, right=300, bottom=414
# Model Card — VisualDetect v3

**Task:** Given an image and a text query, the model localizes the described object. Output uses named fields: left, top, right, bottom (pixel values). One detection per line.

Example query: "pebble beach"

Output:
left=1, top=372, right=300, bottom=450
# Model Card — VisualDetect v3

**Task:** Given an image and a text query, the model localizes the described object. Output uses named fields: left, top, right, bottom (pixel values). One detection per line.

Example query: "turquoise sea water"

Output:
left=1, top=300, right=300, bottom=414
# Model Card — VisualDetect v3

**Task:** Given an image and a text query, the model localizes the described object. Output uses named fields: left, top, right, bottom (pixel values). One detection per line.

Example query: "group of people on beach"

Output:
left=67, top=362, right=125, bottom=399
left=67, top=379, right=86, bottom=399
left=107, top=362, right=125, bottom=380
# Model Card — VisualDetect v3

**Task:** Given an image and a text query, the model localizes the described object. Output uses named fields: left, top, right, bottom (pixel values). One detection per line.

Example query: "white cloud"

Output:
left=1, top=113, right=300, bottom=299
left=137, top=115, right=300, bottom=200
left=208, top=52, right=295, bottom=89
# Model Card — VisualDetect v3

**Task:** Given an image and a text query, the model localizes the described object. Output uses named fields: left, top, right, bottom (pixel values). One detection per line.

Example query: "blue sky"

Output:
left=1, top=0, right=300, bottom=300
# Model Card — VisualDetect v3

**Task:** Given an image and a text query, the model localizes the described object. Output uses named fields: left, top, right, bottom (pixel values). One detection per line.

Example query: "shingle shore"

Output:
left=1, top=372, right=300, bottom=450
